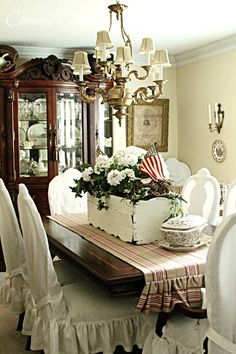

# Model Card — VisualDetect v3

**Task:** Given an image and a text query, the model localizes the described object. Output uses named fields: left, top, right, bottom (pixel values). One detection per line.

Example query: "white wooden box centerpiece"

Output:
left=88, top=194, right=171, bottom=244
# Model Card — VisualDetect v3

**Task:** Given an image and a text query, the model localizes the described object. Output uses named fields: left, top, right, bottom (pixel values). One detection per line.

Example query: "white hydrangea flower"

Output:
left=82, top=167, right=94, bottom=182
left=125, top=146, right=147, bottom=158
left=112, top=150, right=138, bottom=167
left=122, top=168, right=135, bottom=180
left=107, top=169, right=124, bottom=186
left=94, top=155, right=112, bottom=173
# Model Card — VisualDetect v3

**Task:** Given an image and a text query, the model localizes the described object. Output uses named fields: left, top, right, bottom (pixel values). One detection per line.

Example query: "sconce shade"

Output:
left=72, top=51, right=91, bottom=69
left=96, top=31, right=113, bottom=49
left=139, top=37, right=155, bottom=54
left=152, top=49, right=171, bottom=67
left=115, top=46, right=133, bottom=64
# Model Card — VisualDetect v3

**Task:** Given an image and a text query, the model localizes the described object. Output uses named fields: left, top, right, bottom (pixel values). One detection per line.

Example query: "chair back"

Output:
left=17, top=184, right=67, bottom=319
left=206, top=213, right=236, bottom=353
left=223, top=180, right=236, bottom=220
left=48, top=168, right=87, bottom=215
left=0, top=179, right=25, bottom=271
left=166, top=157, right=191, bottom=187
left=182, top=168, right=221, bottom=226
left=0, top=179, right=28, bottom=312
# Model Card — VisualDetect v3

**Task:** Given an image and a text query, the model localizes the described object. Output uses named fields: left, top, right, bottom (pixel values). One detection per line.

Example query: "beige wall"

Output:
left=176, top=50, right=236, bottom=184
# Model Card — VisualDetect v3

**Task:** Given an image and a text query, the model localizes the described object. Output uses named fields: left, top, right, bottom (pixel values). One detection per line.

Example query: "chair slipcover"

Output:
left=18, top=183, right=156, bottom=354
left=205, top=213, right=236, bottom=354
left=182, top=168, right=221, bottom=226
left=48, top=168, right=87, bottom=215
left=0, top=179, right=82, bottom=335
left=0, top=178, right=28, bottom=313
left=166, top=157, right=191, bottom=187
left=143, top=310, right=208, bottom=354
left=143, top=208, right=236, bottom=354
left=223, top=180, right=236, bottom=219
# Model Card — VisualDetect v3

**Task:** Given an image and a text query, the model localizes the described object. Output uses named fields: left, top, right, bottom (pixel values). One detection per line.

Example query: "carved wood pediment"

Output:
left=18, top=55, right=75, bottom=82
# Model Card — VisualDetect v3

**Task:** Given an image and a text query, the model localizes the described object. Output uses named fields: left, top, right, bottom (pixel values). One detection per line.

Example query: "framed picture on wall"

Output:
left=127, top=99, right=169, bottom=152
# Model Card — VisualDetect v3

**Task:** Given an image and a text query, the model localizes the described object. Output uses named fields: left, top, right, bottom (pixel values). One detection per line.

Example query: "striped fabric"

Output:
left=139, top=143, right=167, bottom=181
left=48, top=213, right=209, bottom=313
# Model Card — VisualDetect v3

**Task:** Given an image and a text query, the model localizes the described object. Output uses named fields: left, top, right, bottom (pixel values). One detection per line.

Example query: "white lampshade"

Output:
left=115, top=46, right=133, bottom=64
left=93, top=49, right=111, bottom=60
left=72, top=51, right=91, bottom=69
left=139, top=37, right=155, bottom=54
left=152, top=49, right=171, bottom=67
left=96, top=31, right=113, bottom=49
left=73, top=68, right=91, bottom=76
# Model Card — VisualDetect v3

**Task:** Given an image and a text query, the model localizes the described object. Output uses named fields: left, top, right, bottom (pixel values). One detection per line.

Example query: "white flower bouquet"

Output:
left=71, top=145, right=184, bottom=213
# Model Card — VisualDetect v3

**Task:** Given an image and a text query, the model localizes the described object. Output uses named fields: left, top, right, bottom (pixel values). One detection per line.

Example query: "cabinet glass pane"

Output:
left=57, top=93, right=83, bottom=173
left=104, top=103, right=113, bottom=157
left=18, top=93, right=48, bottom=178
left=96, top=100, right=113, bottom=157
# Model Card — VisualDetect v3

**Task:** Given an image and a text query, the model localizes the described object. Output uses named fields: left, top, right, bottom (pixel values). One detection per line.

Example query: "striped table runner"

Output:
left=49, top=213, right=209, bottom=313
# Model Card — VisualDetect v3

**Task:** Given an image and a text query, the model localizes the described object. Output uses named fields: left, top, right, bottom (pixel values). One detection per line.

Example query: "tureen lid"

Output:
left=162, top=215, right=208, bottom=230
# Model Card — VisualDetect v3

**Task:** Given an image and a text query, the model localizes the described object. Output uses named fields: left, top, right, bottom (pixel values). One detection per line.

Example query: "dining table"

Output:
left=43, top=213, right=214, bottom=316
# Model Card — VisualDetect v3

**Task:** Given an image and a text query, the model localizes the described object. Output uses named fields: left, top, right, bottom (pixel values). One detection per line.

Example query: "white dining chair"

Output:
left=18, top=183, right=156, bottom=354
left=166, top=157, right=191, bottom=189
left=143, top=210, right=236, bottom=354
left=0, top=178, right=28, bottom=315
left=0, top=179, right=83, bottom=337
left=222, top=180, right=236, bottom=220
left=48, top=168, right=87, bottom=215
left=182, top=168, right=221, bottom=226
left=205, top=212, right=236, bottom=353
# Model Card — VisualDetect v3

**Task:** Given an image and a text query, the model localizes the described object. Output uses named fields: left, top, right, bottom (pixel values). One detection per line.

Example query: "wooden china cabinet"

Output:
left=0, top=55, right=111, bottom=218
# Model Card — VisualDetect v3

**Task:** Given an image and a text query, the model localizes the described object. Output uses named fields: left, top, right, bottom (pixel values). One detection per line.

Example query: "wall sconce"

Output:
left=208, top=102, right=225, bottom=134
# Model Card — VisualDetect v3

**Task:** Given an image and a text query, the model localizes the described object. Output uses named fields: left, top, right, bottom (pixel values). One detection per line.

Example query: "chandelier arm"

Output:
left=95, top=87, right=108, bottom=103
left=127, top=66, right=151, bottom=81
left=108, top=9, right=112, bottom=32
left=133, top=86, right=162, bottom=105
left=120, top=12, right=132, bottom=53
left=77, top=84, right=96, bottom=104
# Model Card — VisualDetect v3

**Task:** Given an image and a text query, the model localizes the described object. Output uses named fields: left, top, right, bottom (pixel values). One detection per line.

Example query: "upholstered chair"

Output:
left=48, top=168, right=87, bottom=215
left=18, top=183, right=156, bottom=354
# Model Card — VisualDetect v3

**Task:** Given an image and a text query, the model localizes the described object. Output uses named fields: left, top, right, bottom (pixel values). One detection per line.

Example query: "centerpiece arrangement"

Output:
left=71, top=144, right=184, bottom=244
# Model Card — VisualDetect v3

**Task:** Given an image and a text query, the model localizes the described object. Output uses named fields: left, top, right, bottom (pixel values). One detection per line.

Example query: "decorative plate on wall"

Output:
left=212, top=139, right=226, bottom=163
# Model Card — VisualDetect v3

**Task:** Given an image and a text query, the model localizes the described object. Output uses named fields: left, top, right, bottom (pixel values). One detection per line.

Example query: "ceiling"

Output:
left=2, top=0, right=236, bottom=58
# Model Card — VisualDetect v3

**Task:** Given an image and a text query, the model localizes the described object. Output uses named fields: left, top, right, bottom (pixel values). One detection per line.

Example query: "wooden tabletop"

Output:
left=43, top=217, right=145, bottom=297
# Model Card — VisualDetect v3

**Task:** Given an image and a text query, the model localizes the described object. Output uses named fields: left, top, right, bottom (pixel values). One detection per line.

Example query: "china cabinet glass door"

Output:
left=103, top=103, right=113, bottom=157
left=18, top=92, right=48, bottom=178
left=95, top=99, right=113, bottom=157
left=56, top=93, right=83, bottom=173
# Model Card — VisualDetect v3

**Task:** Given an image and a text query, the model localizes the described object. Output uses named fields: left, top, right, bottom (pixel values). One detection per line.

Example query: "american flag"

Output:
left=139, top=143, right=168, bottom=181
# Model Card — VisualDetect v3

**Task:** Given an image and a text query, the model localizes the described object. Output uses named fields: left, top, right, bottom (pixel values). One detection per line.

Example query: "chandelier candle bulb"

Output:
left=159, top=66, right=163, bottom=80
left=79, top=67, right=83, bottom=82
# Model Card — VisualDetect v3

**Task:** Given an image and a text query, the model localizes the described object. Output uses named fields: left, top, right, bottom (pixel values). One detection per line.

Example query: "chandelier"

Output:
left=71, top=1, right=171, bottom=125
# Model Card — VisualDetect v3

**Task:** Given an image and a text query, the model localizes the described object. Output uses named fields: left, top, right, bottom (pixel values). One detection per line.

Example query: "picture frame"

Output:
left=127, top=99, right=169, bottom=152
